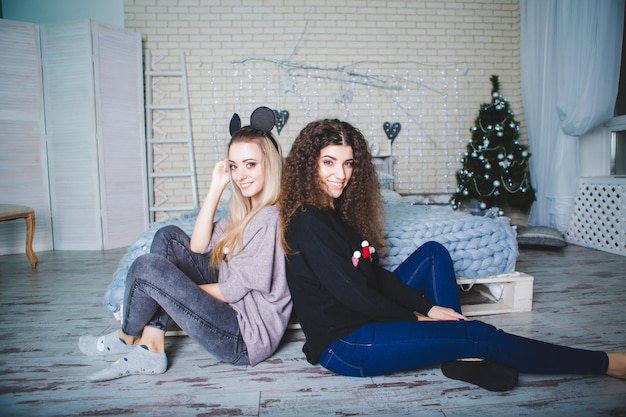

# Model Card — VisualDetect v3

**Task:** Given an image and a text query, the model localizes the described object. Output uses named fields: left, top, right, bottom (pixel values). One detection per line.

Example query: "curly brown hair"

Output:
left=278, top=119, right=385, bottom=252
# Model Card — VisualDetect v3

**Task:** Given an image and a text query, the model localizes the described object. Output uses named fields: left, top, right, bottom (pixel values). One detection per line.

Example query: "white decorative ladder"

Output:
left=144, top=50, right=198, bottom=222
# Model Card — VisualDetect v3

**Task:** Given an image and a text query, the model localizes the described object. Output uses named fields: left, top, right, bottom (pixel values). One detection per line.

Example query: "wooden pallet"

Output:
left=458, top=272, right=534, bottom=316
left=163, top=271, right=536, bottom=335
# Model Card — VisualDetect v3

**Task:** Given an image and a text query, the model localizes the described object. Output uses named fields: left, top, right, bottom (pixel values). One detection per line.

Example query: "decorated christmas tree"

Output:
left=450, top=75, right=535, bottom=214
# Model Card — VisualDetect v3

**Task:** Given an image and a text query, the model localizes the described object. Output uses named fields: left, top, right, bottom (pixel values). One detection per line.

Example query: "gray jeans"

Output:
left=122, top=225, right=249, bottom=365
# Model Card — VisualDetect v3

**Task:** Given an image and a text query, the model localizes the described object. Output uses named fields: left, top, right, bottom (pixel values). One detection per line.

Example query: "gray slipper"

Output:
left=88, top=345, right=167, bottom=382
left=78, top=331, right=134, bottom=356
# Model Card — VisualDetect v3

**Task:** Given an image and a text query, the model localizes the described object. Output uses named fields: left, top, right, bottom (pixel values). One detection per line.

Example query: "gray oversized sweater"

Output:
left=208, top=205, right=292, bottom=366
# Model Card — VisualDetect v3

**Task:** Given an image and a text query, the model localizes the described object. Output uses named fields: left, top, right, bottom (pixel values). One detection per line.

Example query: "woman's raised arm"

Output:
left=190, top=159, right=231, bottom=253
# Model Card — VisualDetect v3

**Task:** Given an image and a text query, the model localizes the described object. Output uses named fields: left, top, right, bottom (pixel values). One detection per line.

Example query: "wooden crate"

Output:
left=169, top=271, right=535, bottom=335
left=458, top=272, right=534, bottom=316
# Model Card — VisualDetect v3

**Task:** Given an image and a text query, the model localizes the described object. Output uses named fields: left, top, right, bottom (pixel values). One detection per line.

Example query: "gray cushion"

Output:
left=517, top=226, right=567, bottom=249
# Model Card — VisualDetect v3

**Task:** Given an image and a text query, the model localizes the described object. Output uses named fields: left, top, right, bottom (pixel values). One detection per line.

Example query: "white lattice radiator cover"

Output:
left=566, top=178, right=626, bottom=256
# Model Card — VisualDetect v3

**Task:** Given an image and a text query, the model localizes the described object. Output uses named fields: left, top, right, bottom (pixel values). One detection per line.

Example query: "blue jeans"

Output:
left=122, top=225, right=249, bottom=365
left=319, top=241, right=608, bottom=377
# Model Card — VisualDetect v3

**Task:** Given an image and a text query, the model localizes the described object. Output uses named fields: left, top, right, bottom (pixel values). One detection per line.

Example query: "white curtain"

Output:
left=520, top=0, right=624, bottom=231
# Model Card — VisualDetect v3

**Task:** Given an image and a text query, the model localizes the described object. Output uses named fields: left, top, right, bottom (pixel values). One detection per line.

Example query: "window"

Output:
left=608, top=117, right=626, bottom=176
left=610, top=10, right=626, bottom=176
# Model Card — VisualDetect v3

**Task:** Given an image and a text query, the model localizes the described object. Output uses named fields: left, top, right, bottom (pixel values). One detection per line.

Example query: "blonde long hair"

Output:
left=210, top=127, right=283, bottom=267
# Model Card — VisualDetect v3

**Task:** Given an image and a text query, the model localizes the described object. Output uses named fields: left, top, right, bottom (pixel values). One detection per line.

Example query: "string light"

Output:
left=231, top=59, right=468, bottom=196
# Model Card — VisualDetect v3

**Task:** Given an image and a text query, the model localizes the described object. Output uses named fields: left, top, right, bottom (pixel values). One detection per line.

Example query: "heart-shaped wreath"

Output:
left=273, top=109, right=289, bottom=135
left=383, top=122, right=401, bottom=144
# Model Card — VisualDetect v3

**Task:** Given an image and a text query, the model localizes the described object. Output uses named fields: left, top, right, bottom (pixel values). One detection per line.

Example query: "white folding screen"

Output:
left=0, top=19, right=53, bottom=255
left=41, top=20, right=147, bottom=250
left=0, top=19, right=147, bottom=253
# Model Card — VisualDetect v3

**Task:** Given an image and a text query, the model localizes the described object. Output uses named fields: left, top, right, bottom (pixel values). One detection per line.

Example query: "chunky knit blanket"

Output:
left=381, top=203, right=518, bottom=276
left=103, top=196, right=517, bottom=316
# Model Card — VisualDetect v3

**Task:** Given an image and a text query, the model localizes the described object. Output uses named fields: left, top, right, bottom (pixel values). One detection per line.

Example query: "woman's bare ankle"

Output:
left=606, top=352, right=626, bottom=379
left=117, top=329, right=140, bottom=346
left=138, top=327, right=166, bottom=353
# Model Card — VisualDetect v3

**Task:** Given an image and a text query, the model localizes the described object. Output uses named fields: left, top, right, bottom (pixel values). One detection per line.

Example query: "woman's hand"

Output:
left=210, top=159, right=231, bottom=192
left=199, top=283, right=227, bottom=303
left=418, top=305, right=469, bottom=321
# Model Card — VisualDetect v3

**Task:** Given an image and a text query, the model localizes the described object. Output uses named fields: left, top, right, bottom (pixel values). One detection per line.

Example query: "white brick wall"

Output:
left=125, top=0, right=525, bottom=218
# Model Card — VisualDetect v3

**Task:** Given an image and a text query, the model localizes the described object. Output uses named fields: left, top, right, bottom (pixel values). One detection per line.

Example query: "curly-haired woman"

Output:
left=79, top=107, right=292, bottom=381
left=278, top=118, right=626, bottom=391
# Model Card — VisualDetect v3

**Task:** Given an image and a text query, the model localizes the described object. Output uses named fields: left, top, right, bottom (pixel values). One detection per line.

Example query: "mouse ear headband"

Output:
left=229, top=106, right=279, bottom=152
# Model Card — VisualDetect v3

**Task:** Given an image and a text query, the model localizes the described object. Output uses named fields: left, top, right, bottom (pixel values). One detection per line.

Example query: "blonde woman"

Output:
left=79, top=107, right=292, bottom=381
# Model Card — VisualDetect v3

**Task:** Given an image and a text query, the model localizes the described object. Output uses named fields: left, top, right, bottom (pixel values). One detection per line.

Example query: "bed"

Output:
left=379, top=191, right=518, bottom=276
left=103, top=190, right=531, bottom=318
left=379, top=191, right=532, bottom=316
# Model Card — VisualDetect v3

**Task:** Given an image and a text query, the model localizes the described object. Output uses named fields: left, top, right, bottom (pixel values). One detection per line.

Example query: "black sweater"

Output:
left=284, top=207, right=436, bottom=364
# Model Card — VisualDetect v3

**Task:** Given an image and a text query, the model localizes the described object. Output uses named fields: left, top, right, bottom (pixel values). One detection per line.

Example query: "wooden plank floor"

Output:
left=0, top=243, right=625, bottom=416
